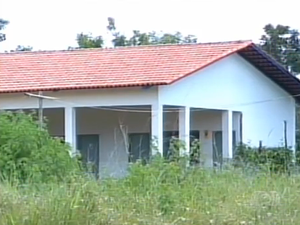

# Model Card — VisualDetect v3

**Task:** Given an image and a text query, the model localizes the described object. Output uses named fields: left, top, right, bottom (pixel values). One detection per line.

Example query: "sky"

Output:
left=1, top=0, right=299, bottom=51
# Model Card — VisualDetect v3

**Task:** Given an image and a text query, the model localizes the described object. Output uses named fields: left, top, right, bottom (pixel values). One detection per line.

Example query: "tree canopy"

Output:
left=76, top=33, right=104, bottom=49
left=75, top=17, right=198, bottom=49
left=0, top=18, right=9, bottom=42
left=13, top=45, right=33, bottom=52
left=0, top=19, right=33, bottom=52
left=259, top=24, right=300, bottom=74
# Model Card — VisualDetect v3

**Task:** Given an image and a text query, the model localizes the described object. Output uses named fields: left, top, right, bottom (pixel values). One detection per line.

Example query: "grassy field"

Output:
left=0, top=160, right=300, bottom=225
left=1, top=111, right=298, bottom=224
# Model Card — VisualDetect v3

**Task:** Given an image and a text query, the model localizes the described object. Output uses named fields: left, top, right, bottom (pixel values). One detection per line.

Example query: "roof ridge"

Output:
left=0, top=40, right=253, bottom=55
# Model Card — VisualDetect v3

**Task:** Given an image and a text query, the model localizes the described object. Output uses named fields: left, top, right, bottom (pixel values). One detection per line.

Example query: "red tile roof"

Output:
left=0, top=40, right=278, bottom=93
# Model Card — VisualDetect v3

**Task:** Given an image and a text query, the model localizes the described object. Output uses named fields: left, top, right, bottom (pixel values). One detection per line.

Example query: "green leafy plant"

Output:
left=168, top=137, right=185, bottom=163
left=190, top=139, right=202, bottom=166
left=234, top=143, right=294, bottom=174
left=0, top=110, right=81, bottom=183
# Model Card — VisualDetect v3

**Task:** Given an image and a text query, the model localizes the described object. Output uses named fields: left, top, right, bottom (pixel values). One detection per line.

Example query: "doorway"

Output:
left=77, top=134, right=100, bottom=175
left=128, top=133, right=151, bottom=163
left=212, top=131, right=236, bottom=166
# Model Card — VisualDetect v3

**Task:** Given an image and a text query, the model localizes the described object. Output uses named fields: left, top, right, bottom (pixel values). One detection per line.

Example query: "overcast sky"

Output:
left=1, top=0, right=299, bottom=51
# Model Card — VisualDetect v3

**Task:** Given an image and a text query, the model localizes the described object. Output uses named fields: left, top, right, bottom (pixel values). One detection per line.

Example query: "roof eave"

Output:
left=238, top=44, right=300, bottom=104
left=0, top=82, right=167, bottom=94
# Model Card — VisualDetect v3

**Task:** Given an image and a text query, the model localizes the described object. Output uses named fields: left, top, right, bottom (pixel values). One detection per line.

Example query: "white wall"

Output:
left=0, top=87, right=158, bottom=109
left=159, top=53, right=296, bottom=149
left=44, top=107, right=226, bottom=176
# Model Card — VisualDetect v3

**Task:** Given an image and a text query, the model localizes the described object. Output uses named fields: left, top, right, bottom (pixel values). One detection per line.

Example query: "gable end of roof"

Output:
left=238, top=44, right=300, bottom=103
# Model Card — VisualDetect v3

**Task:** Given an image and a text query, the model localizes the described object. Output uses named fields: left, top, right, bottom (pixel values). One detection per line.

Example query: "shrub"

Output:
left=0, top=110, right=81, bottom=183
left=234, top=143, right=294, bottom=174
left=190, top=139, right=201, bottom=166
left=166, top=137, right=202, bottom=166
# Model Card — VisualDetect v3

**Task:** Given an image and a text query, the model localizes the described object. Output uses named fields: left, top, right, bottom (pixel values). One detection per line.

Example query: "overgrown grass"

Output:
left=1, top=159, right=300, bottom=225
left=1, top=111, right=300, bottom=224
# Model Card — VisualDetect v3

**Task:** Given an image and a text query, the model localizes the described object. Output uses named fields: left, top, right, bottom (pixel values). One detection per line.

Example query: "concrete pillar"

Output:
left=151, top=103, right=163, bottom=155
left=291, top=106, right=296, bottom=152
left=179, top=106, right=190, bottom=156
left=222, top=110, right=233, bottom=159
left=233, top=111, right=243, bottom=145
left=65, top=106, right=77, bottom=154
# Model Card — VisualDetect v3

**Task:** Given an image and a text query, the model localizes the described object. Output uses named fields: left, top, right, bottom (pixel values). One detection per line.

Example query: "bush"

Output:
left=166, top=137, right=202, bottom=166
left=0, top=110, right=81, bottom=183
left=234, top=143, right=294, bottom=174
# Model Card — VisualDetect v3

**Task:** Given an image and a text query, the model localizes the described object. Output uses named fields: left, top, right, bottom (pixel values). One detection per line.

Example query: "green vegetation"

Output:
left=0, top=110, right=81, bottom=183
left=73, top=17, right=198, bottom=49
left=1, top=160, right=300, bottom=224
left=1, top=111, right=300, bottom=224
left=234, top=143, right=294, bottom=174
left=0, top=18, right=9, bottom=42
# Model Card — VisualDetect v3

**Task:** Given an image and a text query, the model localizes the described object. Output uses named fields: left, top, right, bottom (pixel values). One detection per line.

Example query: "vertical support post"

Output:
left=292, top=105, right=297, bottom=155
left=234, top=112, right=243, bottom=145
left=239, top=112, right=243, bottom=145
left=284, top=120, right=288, bottom=149
left=179, top=106, right=190, bottom=156
left=258, top=140, right=263, bottom=153
left=65, top=106, right=77, bottom=155
left=151, top=103, right=163, bottom=155
left=38, top=91, right=43, bottom=129
left=222, top=110, right=233, bottom=159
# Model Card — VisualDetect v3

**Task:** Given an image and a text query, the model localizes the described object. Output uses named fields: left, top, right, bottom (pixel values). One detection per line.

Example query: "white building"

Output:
left=1, top=40, right=300, bottom=177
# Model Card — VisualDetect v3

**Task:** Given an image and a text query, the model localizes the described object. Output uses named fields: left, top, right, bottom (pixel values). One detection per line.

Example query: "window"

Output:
left=128, top=133, right=151, bottom=163
left=163, top=130, right=200, bottom=159
left=212, top=131, right=237, bottom=165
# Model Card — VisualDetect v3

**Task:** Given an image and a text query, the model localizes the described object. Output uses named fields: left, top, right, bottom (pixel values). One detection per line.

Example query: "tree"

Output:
left=74, top=17, right=198, bottom=49
left=259, top=24, right=300, bottom=74
left=107, top=17, right=129, bottom=47
left=13, top=45, right=33, bottom=52
left=183, top=34, right=198, bottom=44
left=76, top=33, right=104, bottom=49
left=5, top=45, right=33, bottom=53
left=106, top=18, right=198, bottom=47
left=0, top=18, right=9, bottom=42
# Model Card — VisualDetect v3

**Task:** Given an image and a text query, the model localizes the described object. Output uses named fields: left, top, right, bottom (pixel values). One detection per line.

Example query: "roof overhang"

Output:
left=238, top=44, right=300, bottom=103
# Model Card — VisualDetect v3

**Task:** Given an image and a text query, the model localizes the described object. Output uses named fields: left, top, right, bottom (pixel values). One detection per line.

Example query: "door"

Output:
left=212, top=131, right=236, bottom=166
left=163, top=131, right=179, bottom=158
left=77, top=135, right=100, bottom=175
left=163, top=130, right=200, bottom=159
left=128, top=133, right=150, bottom=163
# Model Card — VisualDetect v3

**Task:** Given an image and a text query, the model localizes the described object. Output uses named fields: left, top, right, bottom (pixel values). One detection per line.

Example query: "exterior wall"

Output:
left=0, top=87, right=158, bottom=109
left=159, top=53, right=296, bottom=148
left=44, top=108, right=224, bottom=176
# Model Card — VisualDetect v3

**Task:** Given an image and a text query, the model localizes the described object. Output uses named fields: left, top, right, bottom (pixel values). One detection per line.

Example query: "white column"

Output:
left=291, top=106, right=296, bottom=153
left=179, top=106, right=190, bottom=156
left=151, top=103, right=163, bottom=155
left=222, top=110, right=233, bottom=159
left=65, top=106, right=77, bottom=154
left=236, top=112, right=243, bottom=145
left=233, top=111, right=242, bottom=145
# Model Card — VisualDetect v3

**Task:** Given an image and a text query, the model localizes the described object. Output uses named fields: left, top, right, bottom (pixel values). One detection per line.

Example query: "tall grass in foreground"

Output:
left=1, top=159, right=300, bottom=225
